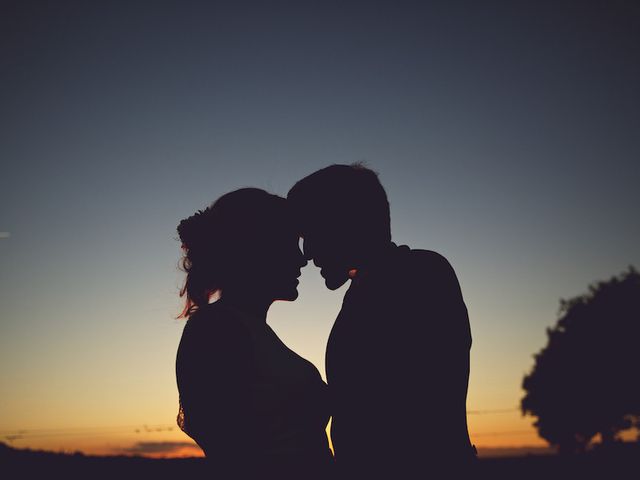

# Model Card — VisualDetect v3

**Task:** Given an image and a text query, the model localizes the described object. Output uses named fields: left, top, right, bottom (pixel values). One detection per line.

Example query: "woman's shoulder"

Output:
left=185, top=302, right=250, bottom=335
left=176, top=304, right=257, bottom=420
left=178, top=302, right=253, bottom=360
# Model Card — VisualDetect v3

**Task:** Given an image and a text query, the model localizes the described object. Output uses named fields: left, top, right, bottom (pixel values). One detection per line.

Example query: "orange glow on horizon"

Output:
left=2, top=419, right=559, bottom=459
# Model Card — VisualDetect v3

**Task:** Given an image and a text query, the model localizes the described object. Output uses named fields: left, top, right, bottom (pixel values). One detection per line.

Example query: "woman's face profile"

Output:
left=240, top=222, right=307, bottom=303
left=268, top=229, right=307, bottom=302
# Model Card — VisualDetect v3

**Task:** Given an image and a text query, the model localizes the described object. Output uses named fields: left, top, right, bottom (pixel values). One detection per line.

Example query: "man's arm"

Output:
left=371, top=251, right=471, bottom=459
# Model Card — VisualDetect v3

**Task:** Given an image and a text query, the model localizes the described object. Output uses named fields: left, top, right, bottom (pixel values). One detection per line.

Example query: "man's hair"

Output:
left=287, top=163, right=391, bottom=243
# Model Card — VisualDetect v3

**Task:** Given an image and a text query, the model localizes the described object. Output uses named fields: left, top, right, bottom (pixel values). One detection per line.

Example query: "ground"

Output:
left=2, top=442, right=638, bottom=479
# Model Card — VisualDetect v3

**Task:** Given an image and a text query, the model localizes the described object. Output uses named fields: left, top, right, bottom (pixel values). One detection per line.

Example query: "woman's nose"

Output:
left=297, top=249, right=308, bottom=268
left=302, top=239, right=314, bottom=261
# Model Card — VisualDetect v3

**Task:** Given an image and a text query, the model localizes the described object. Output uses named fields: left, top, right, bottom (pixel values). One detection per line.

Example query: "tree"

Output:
left=521, top=267, right=640, bottom=454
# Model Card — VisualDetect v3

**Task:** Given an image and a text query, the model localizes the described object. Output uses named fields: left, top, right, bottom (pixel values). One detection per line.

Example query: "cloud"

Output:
left=121, top=441, right=201, bottom=456
left=0, top=232, right=10, bottom=239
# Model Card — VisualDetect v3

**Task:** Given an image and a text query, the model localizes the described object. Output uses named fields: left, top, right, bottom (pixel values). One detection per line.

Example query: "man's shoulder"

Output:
left=395, top=246, right=457, bottom=282
left=403, top=247, right=451, bottom=266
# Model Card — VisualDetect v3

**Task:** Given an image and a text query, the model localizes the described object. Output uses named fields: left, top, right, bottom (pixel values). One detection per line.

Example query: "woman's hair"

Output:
left=177, top=188, right=291, bottom=318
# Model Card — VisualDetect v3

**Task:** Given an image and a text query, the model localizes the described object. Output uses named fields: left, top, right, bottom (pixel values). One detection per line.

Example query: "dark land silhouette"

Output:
left=3, top=441, right=639, bottom=480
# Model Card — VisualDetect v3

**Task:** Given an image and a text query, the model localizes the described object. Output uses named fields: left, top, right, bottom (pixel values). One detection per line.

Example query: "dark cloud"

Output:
left=121, top=441, right=201, bottom=455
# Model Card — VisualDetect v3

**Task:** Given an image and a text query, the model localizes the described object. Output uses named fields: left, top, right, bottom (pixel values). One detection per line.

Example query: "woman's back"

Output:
left=176, top=301, right=333, bottom=477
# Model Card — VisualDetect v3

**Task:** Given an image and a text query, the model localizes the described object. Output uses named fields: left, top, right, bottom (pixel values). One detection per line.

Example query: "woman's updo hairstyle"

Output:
left=177, top=188, right=292, bottom=318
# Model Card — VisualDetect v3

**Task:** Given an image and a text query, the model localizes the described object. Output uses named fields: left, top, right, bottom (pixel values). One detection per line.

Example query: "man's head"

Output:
left=287, top=163, right=391, bottom=290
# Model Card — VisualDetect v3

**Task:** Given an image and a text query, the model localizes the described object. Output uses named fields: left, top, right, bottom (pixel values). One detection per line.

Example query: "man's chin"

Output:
left=324, top=275, right=349, bottom=290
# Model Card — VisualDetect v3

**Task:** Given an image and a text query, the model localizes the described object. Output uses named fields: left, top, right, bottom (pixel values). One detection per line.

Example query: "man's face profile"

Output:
left=301, top=226, right=352, bottom=291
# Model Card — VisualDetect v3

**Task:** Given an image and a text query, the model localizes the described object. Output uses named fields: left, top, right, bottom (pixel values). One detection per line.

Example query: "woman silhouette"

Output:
left=175, top=188, right=333, bottom=478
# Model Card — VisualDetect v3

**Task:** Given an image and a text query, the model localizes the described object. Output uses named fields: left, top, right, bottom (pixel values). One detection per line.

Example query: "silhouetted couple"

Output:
left=175, top=164, right=477, bottom=479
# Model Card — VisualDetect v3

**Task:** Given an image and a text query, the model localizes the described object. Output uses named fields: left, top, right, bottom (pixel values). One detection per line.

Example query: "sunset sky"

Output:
left=1, top=1, right=638, bottom=458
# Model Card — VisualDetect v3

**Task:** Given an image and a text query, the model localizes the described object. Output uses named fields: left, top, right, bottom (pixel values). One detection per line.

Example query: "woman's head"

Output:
left=177, top=188, right=306, bottom=317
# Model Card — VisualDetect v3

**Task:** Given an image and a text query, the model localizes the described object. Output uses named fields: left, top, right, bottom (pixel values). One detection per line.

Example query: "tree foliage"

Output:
left=521, top=267, right=640, bottom=453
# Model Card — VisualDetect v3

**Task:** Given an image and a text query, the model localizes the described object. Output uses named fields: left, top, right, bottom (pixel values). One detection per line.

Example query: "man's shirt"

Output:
left=326, top=243, right=475, bottom=475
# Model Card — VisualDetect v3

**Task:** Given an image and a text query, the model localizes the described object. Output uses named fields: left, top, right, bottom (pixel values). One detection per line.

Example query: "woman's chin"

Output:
left=275, top=287, right=299, bottom=302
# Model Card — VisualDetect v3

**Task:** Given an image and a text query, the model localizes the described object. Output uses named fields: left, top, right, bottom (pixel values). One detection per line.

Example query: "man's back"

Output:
left=326, top=243, right=475, bottom=476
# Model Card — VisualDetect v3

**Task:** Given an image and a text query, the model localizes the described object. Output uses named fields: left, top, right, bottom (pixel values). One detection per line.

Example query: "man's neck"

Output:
left=352, top=241, right=398, bottom=278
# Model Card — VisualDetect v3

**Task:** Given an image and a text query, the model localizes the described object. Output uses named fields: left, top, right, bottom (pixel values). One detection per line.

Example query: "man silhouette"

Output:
left=288, top=164, right=476, bottom=477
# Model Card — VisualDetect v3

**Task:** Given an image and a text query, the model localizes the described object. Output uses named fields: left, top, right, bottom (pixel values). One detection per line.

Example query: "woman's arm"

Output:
left=176, top=310, right=259, bottom=464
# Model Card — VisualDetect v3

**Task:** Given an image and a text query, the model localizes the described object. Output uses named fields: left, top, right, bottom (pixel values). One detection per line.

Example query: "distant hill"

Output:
left=2, top=441, right=638, bottom=479
left=477, top=445, right=554, bottom=458
left=0, top=442, right=206, bottom=479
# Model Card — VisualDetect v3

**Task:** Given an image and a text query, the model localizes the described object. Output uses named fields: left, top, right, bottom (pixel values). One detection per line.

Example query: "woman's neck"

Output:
left=219, top=292, right=271, bottom=323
